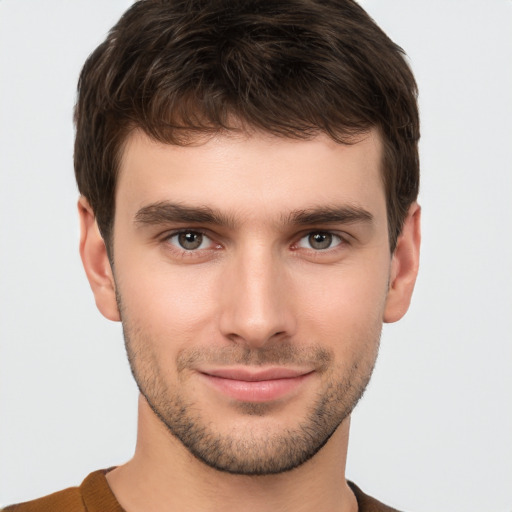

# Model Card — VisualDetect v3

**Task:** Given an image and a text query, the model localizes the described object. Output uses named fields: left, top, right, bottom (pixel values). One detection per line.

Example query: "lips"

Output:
left=198, top=367, right=314, bottom=402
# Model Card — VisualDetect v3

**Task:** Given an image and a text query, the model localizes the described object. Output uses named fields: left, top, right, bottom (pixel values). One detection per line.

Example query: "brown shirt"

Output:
left=3, top=470, right=402, bottom=512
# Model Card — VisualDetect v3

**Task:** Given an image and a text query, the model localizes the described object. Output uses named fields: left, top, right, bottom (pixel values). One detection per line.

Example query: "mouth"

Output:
left=197, top=367, right=315, bottom=403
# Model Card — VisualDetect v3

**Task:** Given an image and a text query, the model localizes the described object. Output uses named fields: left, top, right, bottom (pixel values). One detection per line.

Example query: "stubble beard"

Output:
left=120, top=309, right=380, bottom=476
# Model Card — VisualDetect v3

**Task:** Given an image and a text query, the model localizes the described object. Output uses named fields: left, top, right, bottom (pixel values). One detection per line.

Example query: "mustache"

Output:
left=176, top=343, right=333, bottom=372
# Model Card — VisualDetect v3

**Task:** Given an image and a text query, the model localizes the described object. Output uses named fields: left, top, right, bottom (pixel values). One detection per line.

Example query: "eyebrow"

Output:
left=286, top=205, right=374, bottom=226
left=134, top=201, right=373, bottom=229
left=134, top=201, right=236, bottom=229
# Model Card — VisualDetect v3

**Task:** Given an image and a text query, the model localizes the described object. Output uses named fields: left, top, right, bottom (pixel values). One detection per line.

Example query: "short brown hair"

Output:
left=74, top=0, right=419, bottom=252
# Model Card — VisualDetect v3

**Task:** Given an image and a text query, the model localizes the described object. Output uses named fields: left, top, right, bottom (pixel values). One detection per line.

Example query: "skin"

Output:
left=79, top=128, right=420, bottom=512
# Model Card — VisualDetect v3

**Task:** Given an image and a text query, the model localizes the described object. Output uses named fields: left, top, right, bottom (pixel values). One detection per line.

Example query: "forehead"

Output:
left=116, top=129, right=386, bottom=225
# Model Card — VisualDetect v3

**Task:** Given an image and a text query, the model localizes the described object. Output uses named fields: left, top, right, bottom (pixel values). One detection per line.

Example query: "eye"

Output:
left=167, top=231, right=212, bottom=251
left=296, top=232, right=343, bottom=251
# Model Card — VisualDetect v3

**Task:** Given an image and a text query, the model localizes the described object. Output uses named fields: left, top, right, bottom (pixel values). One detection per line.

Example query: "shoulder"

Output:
left=348, top=481, right=404, bottom=512
left=2, top=469, right=122, bottom=512
left=1, top=486, right=84, bottom=512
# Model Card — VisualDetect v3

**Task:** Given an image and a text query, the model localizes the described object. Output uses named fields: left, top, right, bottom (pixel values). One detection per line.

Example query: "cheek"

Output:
left=115, top=261, right=220, bottom=349
left=293, top=263, right=389, bottom=345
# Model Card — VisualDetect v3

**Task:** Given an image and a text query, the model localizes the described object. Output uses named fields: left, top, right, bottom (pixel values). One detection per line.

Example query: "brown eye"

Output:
left=175, top=231, right=205, bottom=250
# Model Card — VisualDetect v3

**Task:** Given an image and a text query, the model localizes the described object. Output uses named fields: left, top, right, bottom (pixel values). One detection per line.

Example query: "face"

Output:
left=87, top=129, right=414, bottom=475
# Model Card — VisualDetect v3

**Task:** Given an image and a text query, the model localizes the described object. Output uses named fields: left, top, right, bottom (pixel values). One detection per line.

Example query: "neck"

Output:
left=107, top=395, right=357, bottom=512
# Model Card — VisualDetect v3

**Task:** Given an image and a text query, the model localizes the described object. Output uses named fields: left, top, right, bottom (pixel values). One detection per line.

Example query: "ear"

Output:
left=383, top=202, right=421, bottom=323
left=78, top=197, right=120, bottom=321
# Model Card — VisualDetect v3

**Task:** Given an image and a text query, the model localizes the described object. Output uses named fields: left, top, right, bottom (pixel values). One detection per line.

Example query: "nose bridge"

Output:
left=219, top=241, right=295, bottom=347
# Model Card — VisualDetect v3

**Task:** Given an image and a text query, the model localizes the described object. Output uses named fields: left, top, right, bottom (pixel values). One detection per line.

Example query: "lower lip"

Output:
left=199, top=373, right=313, bottom=402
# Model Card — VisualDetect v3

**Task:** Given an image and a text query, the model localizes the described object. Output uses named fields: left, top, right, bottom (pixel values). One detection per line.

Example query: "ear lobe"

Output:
left=383, top=203, right=421, bottom=323
left=78, top=197, right=120, bottom=322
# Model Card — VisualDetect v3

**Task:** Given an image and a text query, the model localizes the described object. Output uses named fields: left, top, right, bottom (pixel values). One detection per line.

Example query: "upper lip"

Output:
left=199, top=367, right=313, bottom=381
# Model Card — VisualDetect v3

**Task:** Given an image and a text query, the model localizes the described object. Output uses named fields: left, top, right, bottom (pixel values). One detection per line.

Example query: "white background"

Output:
left=1, top=1, right=511, bottom=510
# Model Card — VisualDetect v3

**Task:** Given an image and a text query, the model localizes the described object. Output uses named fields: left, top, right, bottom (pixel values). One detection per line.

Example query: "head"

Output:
left=76, top=0, right=420, bottom=476
left=75, top=0, right=419, bottom=256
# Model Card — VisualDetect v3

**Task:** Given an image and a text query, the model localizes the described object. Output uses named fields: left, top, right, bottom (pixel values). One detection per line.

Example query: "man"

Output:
left=5, top=0, right=420, bottom=510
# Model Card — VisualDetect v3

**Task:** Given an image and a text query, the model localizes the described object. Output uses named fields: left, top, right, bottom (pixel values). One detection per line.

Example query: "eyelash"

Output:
left=293, top=232, right=346, bottom=251
left=161, top=229, right=349, bottom=257
left=163, top=230, right=220, bottom=255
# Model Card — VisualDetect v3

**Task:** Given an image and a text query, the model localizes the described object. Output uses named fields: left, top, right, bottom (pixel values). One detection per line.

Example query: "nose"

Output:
left=218, top=244, right=296, bottom=348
